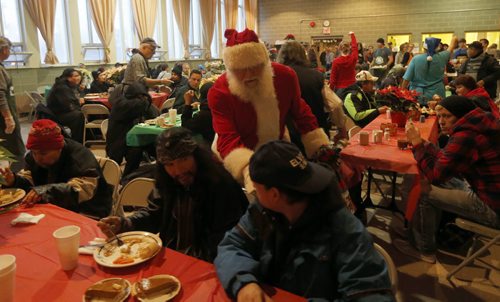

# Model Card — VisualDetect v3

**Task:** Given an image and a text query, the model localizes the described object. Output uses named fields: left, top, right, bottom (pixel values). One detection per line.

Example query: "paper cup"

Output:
left=156, top=117, right=165, bottom=127
left=0, top=255, right=16, bottom=302
left=53, top=225, right=80, bottom=271
left=168, top=108, right=177, bottom=124
left=359, top=131, right=370, bottom=146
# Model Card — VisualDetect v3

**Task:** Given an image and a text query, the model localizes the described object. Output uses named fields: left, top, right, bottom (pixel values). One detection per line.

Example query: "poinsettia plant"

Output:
left=376, top=86, right=420, bottom=112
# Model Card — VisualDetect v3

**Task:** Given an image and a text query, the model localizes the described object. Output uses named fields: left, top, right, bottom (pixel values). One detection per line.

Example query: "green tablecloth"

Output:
left=126, top=115, right=182, bottom=147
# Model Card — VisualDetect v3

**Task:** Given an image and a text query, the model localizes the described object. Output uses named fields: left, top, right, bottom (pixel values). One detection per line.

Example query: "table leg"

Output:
left=363, top=168, right=375, bottom=208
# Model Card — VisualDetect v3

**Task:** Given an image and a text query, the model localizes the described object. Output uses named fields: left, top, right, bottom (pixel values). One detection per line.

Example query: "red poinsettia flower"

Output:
left=376, top=86, right=420, bottom=112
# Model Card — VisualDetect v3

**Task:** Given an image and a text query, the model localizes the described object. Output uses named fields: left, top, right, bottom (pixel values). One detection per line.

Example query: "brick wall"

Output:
left=258, top=0, right=500, bottom=47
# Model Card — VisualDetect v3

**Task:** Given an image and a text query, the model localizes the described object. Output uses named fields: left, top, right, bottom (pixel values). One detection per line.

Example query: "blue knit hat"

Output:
left=424, top=37, right=441, bottom=61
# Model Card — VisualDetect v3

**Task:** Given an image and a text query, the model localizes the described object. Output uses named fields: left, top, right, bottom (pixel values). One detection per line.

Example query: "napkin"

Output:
left=79, top=237, right=106, bottom=255
left=11, top=213, right=45, bottom=225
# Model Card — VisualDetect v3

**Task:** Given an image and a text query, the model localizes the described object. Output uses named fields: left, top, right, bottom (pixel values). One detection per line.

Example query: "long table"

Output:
left=126, top=115, right=182, bottom=147
left=341, top=114, right=439, bottom=220
left=0, top=204, right=304, bottom=301
left=84, top=92, right=169, bottom=110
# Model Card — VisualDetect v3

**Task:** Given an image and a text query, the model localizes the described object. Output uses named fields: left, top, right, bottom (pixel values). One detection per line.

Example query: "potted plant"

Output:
left=376, top=86, right=420, bottom=127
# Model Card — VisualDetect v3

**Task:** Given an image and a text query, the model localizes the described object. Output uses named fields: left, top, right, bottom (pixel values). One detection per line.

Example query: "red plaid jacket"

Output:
left=413, top=108, right=500, bottom=211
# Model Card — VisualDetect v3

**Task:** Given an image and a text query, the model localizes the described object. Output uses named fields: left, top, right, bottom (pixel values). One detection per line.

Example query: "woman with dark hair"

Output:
left=98, top=127, right=248, bottom=262
left=454, top=75, right=499, bottom=118
left=46, top=68, right=85, bottom=143
left=278, top=40, right=328, bottom=149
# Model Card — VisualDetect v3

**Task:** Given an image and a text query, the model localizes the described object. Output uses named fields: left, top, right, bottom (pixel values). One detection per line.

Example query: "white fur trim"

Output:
left=224, top=147, right=254, bottom=183
left=223, top=42, right=269, bottom=70
left=301, top=128, right=329, bottom=158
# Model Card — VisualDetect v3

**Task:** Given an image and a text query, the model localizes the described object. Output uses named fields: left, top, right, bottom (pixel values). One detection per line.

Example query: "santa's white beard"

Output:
left=227, top=64, right=281, bottom=147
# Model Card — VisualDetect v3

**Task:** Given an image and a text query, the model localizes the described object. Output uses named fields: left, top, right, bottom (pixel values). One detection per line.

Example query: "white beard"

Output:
left=227, top=64, right=281, bottom=148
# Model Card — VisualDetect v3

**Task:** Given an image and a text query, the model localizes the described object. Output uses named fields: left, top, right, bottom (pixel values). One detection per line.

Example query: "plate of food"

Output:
left=0, top=188, right=26, bottom=208
left=93, top=231, right=162, bottom=268
left=83, top=278, right=131, bottom=302
left=132, top=275, right=181, bottom=302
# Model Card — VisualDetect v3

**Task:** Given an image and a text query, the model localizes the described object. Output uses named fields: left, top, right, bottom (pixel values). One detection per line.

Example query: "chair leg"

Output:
left=447, top=234, right=500, bottom=281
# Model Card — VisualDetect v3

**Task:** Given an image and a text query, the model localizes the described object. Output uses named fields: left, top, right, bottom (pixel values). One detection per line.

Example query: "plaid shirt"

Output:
left=413, top=108, right=500, bottom=211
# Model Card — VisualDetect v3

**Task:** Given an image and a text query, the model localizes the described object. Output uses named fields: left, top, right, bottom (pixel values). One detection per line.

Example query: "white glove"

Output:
left=4, top=116, right=15, bottom=134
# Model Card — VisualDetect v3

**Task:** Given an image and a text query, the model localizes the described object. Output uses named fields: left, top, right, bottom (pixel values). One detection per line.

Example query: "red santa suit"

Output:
left=208, top=29, right=329, bottom=186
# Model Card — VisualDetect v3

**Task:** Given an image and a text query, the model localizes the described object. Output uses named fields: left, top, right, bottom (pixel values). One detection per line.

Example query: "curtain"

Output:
left=87, top=0, right=116, bottom=63
left=244, top=0, right=258, bottom=32
left=132, top=0, right=158, bottom=41
left=199, top=0, right=216, bottom=59
left=172, top=0, right=191, bottom=59
left=224, top=0, right=238, bottom=30
left=23, top=0, right=59, bottom=64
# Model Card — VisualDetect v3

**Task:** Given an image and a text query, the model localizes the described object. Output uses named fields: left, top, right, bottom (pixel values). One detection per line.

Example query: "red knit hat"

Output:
left=26, top=119, right=64, bottom=150
left=223, top=28, right=269, bottom=70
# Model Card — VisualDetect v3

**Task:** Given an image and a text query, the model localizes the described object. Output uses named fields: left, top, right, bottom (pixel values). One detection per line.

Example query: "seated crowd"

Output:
left=1, top=27, right=498, bottom=301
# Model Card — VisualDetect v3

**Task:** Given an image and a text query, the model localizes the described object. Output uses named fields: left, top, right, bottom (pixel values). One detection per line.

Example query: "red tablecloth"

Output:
left=84, top=92, right=169, bottom=110
left=0, top=204, right=304, bottom=302
left=341, top=115, right=439, bottom=220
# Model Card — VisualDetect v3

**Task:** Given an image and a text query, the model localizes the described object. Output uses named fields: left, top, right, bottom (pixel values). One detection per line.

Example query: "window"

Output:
left=77, top=0, right=106, bottom=62
left=387, top=34, right=412, bottom=51
left=465, top=31, right=500, bottom=49
left=114, top=0, right=135, bottom=62
left=0, top=0, right=32, bottom=66
left=166, top=0, right=183, bottom=60
left=421, top=33, right=453, bottom=52
left=38, top=0, right=70, bottom=64
left=237, top=0, right=245, bottom=31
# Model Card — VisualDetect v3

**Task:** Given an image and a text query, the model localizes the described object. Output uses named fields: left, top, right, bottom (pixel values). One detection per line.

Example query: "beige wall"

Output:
left=258, top=0, right=500, bottom=47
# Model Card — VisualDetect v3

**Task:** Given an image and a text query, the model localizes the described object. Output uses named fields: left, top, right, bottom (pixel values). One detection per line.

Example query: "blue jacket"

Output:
left=215, top=182, right=394, bottom=301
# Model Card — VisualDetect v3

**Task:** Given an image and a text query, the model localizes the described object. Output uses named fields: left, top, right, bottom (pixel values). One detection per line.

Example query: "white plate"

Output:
left=0, top=188, right=26, bottom=208
left=93, top=231, right=162, bottom=268
left=83, top=278, right=131, bottom=302
left=132, top=275, right=181, bottom=302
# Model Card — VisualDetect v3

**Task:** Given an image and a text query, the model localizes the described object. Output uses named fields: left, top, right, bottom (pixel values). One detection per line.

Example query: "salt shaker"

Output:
left=384, top=128, right=390, bottom=141
left=386, top=108, right=391, bottom=120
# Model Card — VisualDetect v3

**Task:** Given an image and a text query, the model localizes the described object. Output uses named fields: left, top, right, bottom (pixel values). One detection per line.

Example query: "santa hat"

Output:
left=223, top=28, right=269, bottom=70
left=424, top=37, right=441, bottom=62
left=26, top=119, right=64, bottom=150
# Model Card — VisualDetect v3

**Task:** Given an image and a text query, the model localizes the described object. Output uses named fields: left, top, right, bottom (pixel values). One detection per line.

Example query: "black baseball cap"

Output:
left=141, top=37, right=160, bottom=48
left=249, top=141, right=334, bottom=194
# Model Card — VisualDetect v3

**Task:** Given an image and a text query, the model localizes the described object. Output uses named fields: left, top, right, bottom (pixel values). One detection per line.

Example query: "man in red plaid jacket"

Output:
left=394, top=95, right=499, bottom=264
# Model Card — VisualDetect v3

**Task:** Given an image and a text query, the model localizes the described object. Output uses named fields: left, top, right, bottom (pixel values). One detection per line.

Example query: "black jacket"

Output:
left=46, top=82, right=81, bottom=114
left=459, top=54, right=500, bottom=99
left=13, top=139, right=112, bottom=218
left=88, top=80, right=111, bottom=94
left=181, top=103, right=214, bottom=145
left=129, top=162, right=248, bottom=262
left=172, top=84, right=199, bottom=114
left=106, top=83, right=158, bottom=164
left=343, top=83, right=379, bottom=128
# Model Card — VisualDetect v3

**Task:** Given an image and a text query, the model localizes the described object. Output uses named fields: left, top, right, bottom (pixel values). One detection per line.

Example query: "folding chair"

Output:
left=81, top=104, right=110, bottom=147
left=348, top=125, right=361, bottom=138
left=160, top=98, right=175, bottom=112
left=447, top=218, right=500, bottom=283
left=95, top=156, right=122, bottom=203
left=374, top=243, right=399, bottom=297
left=24, top=91, right=44, bottom=121
left=114, top=177, right=155, bottom=216
left=100, top=119, right=109, bottom=139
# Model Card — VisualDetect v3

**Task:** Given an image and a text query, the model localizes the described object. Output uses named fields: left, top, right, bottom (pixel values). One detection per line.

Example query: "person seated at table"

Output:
left=88, top=70, right=112, bottom=94
left=106, top=82, right=158, bottom=176
left=46, top=68, right=85, bottom=143
left=181, top=81, right=215, bottom=146
left=394, top=96, right=500, bottom=263
left=98, top=128, right=248, bottom=261
left=453, top=75, right=499, bottom=118
left=172, top=69, right=202, bottom=114
left=458, top=41, right=500, bottom=99
left=156, top=63, right=170, bottom=80
left=167, top=64, right=188, bottom=99
left=343, top=70, right=389, bottom=127
left=215, top=140, right=394, bottom=301
left=0, top=119, right=113, bottom=218
left=380, top=65, right=406, bottom=88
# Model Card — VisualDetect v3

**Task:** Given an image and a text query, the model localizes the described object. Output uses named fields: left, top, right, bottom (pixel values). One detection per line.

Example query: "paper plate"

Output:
left=83, top=278, right=131, bottom=302
left=132, top=275, right=181, bottom=302
left=94, top=231, right=162, bottom=268
left=0, top=188, right=26, bottom=208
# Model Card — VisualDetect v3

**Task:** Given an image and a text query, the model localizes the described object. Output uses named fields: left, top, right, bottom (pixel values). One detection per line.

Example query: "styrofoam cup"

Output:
left=53, top=225, right=80, bottom=271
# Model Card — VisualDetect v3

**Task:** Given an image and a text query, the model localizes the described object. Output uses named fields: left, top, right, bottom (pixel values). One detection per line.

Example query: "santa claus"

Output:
left=208, top=28, right=330, bottom=192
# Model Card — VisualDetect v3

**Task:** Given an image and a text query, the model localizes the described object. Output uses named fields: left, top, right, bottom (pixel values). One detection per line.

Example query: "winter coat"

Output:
left=343, top=84, right=379, bottom=127
left=459, top=54, right=500, bottom=99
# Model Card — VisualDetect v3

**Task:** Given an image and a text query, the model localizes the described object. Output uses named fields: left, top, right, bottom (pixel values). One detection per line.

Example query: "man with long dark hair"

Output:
left=98, top=127, right=248, bottom=261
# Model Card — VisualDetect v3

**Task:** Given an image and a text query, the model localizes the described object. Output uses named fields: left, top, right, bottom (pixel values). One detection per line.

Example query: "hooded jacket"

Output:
left=106, top=83, right=158, bottom=164
left=465, top=87, right=500, bottom=119
left=413, top=108, right=500, bottom=212
left=215, top=180, right=394, bottom=301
